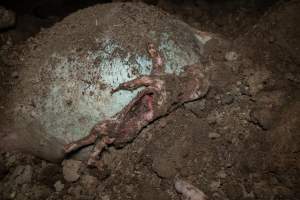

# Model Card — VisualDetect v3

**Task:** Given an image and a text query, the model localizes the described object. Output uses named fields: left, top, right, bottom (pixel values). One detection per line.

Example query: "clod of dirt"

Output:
left=62, top=159, right=82, bottom=182
left=11, top=165, right=32, bottom=185
left=221, top=93, right=234, bottom=105
left=54, top=180, right=64, bottom=192
left=246, top=69, right=271, bottom=96
left=225, top=51, right=239, bottom=61
left=249, top=107, right=274, bottom=130
left=208, top=132, right=221, bottom=139
left=38, top=163, right=62, bottom=186
left=80, top=175, right=98, bottom=194
left=209, top=180, right=221, bottom=192
left=184, top=99, right=206, bottom=117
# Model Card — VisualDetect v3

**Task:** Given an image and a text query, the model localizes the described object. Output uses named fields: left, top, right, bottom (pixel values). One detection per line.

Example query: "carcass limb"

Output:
left=111, top=76, right=154, bottom=94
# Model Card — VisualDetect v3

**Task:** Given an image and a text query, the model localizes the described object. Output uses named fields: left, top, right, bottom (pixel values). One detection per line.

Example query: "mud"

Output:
left=0, top=0, right=299, bottom=200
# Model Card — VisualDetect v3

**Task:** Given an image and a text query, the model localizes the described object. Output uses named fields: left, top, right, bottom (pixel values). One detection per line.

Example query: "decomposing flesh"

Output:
left=64, top=43, right=210, bottom=167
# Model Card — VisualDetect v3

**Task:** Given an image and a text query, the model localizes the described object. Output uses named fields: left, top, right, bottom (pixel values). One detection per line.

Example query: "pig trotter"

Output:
left=64, top=121, right=110, bottom=154
left=111, top=76, right=154, bottom=94
left=64, top=131, right=97, bottom=153
left=87, top=136, right=115, bottom=166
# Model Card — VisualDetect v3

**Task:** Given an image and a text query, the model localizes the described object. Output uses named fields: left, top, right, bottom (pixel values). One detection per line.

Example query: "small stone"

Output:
left=225, top=51, right=238, bottom=61
left=54, top=180, right=64, bottom=192
left=208, top=132, right=221, bottom=139
left=209, top=180, right=221, bottom=191
left=207, top=113, right=217, bottom=125
left=62, top=159, right=82, bottom=182
left=249, top=108, right=273, bottom=130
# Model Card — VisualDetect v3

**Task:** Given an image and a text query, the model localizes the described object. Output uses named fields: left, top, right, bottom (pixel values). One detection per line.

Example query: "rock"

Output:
left=225, top=51, right=239, bottom=61
left=208, top=132, right=221, bottom=139
left=54, top=180, right=64, bottom=192
left=175, top=179, right=208, bottom=200
left=249, top=108, right=274, bottom=130
left=62, top=159, right=82, bottom=182
left=0, top=6, right=16, bottom=30
left=12, top=165, right=32, bottom=185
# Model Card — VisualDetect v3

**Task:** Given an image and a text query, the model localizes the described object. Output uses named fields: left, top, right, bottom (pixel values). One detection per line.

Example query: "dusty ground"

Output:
left=0, top=0, right=299, bottom=200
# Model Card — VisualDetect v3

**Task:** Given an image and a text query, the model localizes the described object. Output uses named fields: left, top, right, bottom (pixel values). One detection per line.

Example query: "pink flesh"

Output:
left=118, top=94, right=154, bottom=137
left=144, top=94, right=154, bottom=121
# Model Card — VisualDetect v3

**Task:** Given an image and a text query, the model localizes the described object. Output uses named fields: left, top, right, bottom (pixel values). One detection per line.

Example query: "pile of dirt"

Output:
left=0, top=0, right=299, bottom=200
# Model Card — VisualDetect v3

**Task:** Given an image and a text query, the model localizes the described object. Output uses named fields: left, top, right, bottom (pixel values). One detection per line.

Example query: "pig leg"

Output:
left=87, top=135, right=115, bottom=166
left=111, top=76, right=154, bottom=94
left=64, top=120, right=111, bottom=154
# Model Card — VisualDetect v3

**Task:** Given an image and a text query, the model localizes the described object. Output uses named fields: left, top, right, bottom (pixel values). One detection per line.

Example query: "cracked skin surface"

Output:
left=64, top=43, right=210, bottom=167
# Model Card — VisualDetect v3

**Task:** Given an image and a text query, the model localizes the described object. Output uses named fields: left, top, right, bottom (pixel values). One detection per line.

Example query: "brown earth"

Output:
left=0, top=0, right=299, bottom=200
